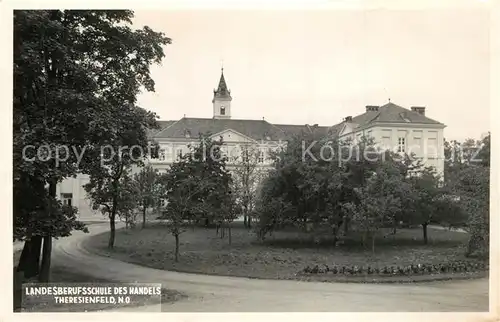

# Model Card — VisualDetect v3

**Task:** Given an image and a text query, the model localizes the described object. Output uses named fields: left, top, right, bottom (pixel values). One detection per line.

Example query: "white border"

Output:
left=1, top=1, right=498, bottom=321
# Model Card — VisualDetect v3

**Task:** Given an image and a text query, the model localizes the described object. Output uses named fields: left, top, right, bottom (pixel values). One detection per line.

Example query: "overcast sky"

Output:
left=133, top=8, right=490, bottom=141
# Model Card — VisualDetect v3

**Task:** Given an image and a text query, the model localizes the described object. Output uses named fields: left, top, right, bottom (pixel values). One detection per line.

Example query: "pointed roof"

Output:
left=213, top=68, right=232, bottom=100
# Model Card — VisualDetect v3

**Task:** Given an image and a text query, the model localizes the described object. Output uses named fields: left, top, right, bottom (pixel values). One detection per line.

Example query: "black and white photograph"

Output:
left=5, top=0, right=497, bottom=318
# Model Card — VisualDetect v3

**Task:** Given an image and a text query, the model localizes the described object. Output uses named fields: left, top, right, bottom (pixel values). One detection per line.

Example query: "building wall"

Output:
left=213, top=98, right=231, bottom=119
left=341, top=123, right=445, bottom=177
left=57, top=174, right=103, bottom=221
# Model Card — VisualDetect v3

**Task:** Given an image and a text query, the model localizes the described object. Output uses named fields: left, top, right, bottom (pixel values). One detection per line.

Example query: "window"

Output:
left=258, top=150, right=264, bottom=163
left=61, top=193, right=73, bottom=207
left=159, top=198, right=166, bottom=207
left=398, top=137, right=406, bottom=153
left=176, top=148, right=183, bottom=160
left=220, top=106, right=225, bottom=115
left=158, top=149, right=166, bottom=161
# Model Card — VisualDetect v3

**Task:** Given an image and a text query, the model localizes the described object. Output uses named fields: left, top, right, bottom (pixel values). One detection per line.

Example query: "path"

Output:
left=46, top=223, right=488, bottom=312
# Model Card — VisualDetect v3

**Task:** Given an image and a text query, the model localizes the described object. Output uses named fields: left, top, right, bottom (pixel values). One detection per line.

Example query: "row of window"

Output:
left=156, top=148, right=269, bottom=163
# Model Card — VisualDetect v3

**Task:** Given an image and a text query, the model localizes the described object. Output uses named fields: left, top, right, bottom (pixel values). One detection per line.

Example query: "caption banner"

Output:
left=21, top=283, right=162, bottom=312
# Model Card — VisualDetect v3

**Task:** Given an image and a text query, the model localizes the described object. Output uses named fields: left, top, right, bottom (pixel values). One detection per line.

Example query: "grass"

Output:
left=13, top=250, right=186, bottom=312
left=83, top=221, right=480, bottom=281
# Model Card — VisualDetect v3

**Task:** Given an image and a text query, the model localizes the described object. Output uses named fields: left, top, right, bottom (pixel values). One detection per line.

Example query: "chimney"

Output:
left=345, top=116, right=352, bottom=122
left=411, top=106, right=426, bottom=116
left=366, top=105, right=379, bottom=112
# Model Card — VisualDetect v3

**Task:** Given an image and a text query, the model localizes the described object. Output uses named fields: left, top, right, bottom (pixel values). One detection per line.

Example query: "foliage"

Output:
left=300, top=260, right=487, bottom=276
left=254, top=130, right=481, bottom=254
left=443, top=133, right=490, bottom=257
left=342, top=162, right=411, bottom=252
left=157, top=134, right=233, bottom=259
left=133, top=165, right=161, bottom=228
left=452, top=166, right=489, bottom=257
left=14, top=9, right=170, bottom=280
left=231, top=144, right=267, bottom=228
left=83, top=104, right=158, bottom=248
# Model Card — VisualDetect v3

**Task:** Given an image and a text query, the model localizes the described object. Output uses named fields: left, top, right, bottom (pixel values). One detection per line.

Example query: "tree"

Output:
left=342, top=162, right=409, bottom=252
left=83, top=105, right=157, bottom=249
left=157, top=160, right=213, bottom=262
left=231, top=144, right=266, bottom=229
left=452, top=165, right=489, bottom=257
left=157, top=173, right=205, bottom=262
left=443, top=133, right=489, bottom=255
left=255, top=132, right=347, bottom=243
left=158, top=134, right=233, bottom=260
left=14, top=10, right=170, bottom=281
left=219, top=185, right=238, bottom=245
left=133, top=165, right=160, bottom=228
left=188, top=134, right=233, bottom=227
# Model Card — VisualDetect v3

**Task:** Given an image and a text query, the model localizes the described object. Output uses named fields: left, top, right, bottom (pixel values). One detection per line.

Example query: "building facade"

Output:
left=57, top=69, right=446, bottom=221
left=333, top=103, right=446, bottom=176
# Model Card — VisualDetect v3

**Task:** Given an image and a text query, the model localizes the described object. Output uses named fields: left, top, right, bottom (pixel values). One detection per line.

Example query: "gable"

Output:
left=339, top=123, right=357, bottom=136
left=210, top=129, right=258, bottom=143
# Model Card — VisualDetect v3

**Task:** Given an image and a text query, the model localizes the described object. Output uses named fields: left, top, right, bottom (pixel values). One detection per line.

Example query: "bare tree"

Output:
left=231, top=144, right=267, bottom=229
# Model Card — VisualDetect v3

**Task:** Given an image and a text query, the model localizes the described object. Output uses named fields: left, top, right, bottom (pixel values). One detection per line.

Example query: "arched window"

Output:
left=220, top=106, right=226, bottom=115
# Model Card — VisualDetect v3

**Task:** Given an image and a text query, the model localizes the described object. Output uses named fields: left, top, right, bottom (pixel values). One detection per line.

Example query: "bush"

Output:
left=300, top=260, right=487, bottom=276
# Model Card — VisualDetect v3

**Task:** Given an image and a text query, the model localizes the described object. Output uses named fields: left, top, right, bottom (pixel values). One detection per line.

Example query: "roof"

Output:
left=150, top=102, right=443, bottom=141
left=147, top=120, right=176, bottom=136
left=274, top=124, right=334, bottom=138
left=154, top=117, right=288, bottom=141
left=152, top=118, right=335, bottom=141
left=213, top=68, right=231, bottom=100
left=337, top=102, right=444, bottom=132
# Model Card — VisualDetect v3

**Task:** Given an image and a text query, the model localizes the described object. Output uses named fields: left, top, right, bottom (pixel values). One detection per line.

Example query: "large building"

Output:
left=57, top=69, right=445, bottom=221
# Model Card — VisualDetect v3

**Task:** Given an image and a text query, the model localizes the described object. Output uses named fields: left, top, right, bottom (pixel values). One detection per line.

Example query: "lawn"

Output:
left=83, top=221, right=480, bottom=281
left=13, top=249, right=186, bottom=312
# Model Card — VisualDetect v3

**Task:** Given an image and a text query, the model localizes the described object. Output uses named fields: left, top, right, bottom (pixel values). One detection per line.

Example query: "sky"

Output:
left=132, top=8, right=490, bottom=141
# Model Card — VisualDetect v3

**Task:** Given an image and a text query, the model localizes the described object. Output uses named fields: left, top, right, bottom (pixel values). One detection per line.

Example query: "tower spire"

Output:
left=212, top=65, right=232, bottom=119
left=214, top=67, right=230, bottom=98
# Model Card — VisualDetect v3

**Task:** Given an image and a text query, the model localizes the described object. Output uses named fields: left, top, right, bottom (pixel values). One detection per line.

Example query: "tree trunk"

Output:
left=39, top=180, right=56, bottom=282
left=248, top=216, right=252, bottom=229
left=14, top=268, right=23, bottom=311
left=371, top=234, right=376, bottom=254
left=228, top=222, right=232, bottom=245
left=109, top=212, right=116, bottom=249
left=332, top=226, right=338, bottom=247
left=344, top=218, right=349, bottom=234
left=174, top=234, right=179, bottom=262
left=38, top=236, right=52, bottom=282
left=243, top=214, right=247, bottom=228
left=422, top=223, right=428, bottom=245
left=142, top=204, right=147, bottom=229
left=17, top=237, right=42, bottom=279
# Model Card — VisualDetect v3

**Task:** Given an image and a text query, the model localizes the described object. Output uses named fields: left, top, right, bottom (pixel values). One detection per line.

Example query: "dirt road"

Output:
left=50, top=223, right=489, bottom=312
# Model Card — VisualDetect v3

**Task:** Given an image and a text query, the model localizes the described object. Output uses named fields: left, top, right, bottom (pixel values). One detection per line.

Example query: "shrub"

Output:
left=300, top=260, right=487, bottom=277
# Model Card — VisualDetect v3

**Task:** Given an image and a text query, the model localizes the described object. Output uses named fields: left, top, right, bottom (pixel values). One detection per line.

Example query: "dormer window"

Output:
left=220, top=106, right=225, bottom=115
